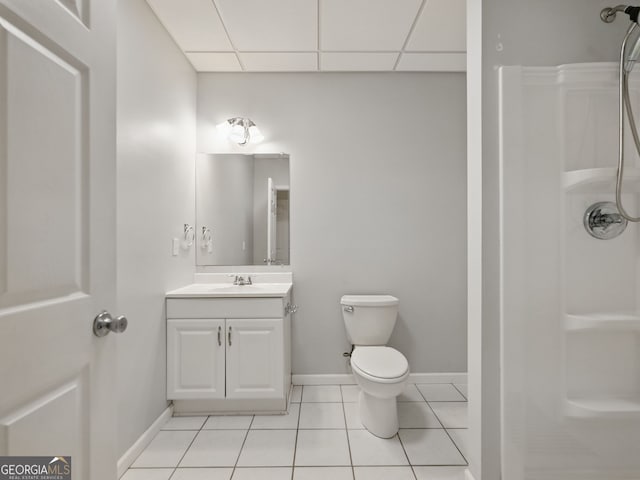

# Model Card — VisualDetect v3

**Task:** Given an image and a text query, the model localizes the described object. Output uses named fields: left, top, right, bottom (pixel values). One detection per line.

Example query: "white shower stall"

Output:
left=500, top=63, right=640, bottom=479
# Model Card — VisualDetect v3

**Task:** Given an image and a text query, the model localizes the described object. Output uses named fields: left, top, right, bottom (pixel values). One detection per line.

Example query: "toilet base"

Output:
left=359, top=390, right=399, bottom=438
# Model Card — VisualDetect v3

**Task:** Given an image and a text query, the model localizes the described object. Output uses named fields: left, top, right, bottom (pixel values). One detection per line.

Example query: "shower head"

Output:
left=624, top=23, right=640, bottom=72
left=601, top=5, right=640, bottom=23
left=601, top=6, right=640, bottom=72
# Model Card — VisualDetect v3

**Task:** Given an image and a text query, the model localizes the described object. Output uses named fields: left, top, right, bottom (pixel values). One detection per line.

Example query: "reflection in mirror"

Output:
left=196, top=153, right=290, bottom=266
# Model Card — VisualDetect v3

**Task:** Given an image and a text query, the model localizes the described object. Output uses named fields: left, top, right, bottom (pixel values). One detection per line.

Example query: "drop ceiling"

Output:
left=144, top=0, right=466, bottom=72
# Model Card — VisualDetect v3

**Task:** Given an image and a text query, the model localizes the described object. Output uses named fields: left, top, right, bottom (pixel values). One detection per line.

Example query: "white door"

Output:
left=167, top=319, right=225, bottom=399
left=0, top=1, right=117, bottom=479
left=226, top=319, right=283, bottom=399
left=266, top=177, right=277, bottom=265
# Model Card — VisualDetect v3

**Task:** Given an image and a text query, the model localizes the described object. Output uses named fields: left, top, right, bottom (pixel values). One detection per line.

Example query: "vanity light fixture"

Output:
left=217, top=117, right=264, bottom=145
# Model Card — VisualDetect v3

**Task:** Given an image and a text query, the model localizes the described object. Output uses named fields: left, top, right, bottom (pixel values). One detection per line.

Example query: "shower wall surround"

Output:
left=500, top=63, right=640, bottom=479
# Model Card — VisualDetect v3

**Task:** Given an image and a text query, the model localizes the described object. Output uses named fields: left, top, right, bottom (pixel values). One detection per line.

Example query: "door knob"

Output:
left=93, top=311, right=128, bottom=337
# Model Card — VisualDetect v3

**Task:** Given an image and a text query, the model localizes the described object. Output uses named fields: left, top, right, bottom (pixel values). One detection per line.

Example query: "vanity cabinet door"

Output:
left=167, top=319, right=226, bottom=399
left=226, top=318, right=284, bottom=399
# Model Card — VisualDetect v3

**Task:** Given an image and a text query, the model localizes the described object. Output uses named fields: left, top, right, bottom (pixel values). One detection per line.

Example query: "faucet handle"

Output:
left=246, top=276, right=252, bottom=285
left=227, top=274, right=240, bottom=285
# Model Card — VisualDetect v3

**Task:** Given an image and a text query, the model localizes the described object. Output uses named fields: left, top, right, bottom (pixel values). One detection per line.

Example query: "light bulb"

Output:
left=248, top=125, right=264, bottom=144
left=216, top=120, right=232, bottom=135
left=229, top=123, right=247, bottom=144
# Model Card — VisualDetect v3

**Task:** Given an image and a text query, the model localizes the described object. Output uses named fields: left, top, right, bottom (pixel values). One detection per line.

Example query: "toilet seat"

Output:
left=351, top=346, right=409, bottom=382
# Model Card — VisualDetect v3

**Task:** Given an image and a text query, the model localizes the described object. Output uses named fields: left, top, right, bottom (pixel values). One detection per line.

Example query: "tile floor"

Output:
left=122, top=383, right=468, bottom=480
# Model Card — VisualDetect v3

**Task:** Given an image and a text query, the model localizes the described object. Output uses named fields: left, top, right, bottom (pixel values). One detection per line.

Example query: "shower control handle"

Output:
left=584, top=201, right=628, bottom=240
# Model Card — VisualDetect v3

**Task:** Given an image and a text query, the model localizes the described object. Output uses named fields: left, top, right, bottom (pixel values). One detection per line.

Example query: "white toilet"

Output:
left=341, top=294, right=409, bottom=438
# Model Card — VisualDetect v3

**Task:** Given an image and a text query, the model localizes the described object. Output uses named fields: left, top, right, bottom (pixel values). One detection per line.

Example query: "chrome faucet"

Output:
left=232, top=275, right=252, bottom=286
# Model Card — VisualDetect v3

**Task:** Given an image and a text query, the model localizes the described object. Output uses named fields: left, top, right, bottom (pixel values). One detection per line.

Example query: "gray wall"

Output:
left=116, top=0, right=196, bottom=458
left=198, top=73, right=467, bottom=374
left=468, top=1, right=623, bottom=478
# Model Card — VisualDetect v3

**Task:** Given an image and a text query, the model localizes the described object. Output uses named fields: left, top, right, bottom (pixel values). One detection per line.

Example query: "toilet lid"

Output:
left=340, top=295, right=399, bottom=307
left=351, top=346, right=409, bottom=379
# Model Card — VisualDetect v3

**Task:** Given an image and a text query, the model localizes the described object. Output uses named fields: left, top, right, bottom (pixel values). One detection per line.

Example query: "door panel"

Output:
left=226, top=318, right=283, bottom=399
left=0, top=1, right=116, bottom=479
left=167, top=319, right=225, bottom=399
left=0, top=376, right=87, bottom=457
left=1, top=16, right=87, bottom=309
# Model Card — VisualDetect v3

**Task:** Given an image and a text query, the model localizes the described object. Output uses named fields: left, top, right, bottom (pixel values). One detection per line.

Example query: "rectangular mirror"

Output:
left=196, top=153, right=290, bottom=266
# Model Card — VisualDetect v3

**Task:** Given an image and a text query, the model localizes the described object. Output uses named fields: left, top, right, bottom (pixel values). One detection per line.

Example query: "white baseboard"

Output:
left=292, top=374, right=355, bottom=385
left=292, top=372, right=468, bottom=385
left=117, top=404, right=173, bottom=478
left=465, top=469, right=476, bottom=480
left=409, top=372, right=468, bottom=384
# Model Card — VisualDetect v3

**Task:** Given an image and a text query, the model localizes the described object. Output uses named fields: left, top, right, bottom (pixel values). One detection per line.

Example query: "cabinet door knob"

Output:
left=228, top=326, right=232, bottom=346
left=217, top=326, right=222, bottom=346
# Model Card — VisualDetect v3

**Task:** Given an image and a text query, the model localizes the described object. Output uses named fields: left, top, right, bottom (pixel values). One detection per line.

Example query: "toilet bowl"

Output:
left=341, top=295, right=410, bottom=438
left=350, top=346, right=409, bottom=438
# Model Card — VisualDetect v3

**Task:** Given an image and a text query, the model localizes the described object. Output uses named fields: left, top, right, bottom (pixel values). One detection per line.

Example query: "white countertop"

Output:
left=166, top=282, right=292, bottom=298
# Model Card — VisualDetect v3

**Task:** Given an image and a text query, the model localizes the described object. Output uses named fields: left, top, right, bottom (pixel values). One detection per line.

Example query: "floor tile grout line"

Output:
left=168, top=427, right=202, bottom=475
left=423, top=399, right=447, bottom=429
left=290, top=385, right=303, bottom=479
left=231, top=416, right=255, bottom=477
left=443, top=427, right=469, bottom=466
left=429, top=400, right=469, bottom=429
left=415, top=384, right=452, bottom=429
left=429, top=400, right=468, bottom=404
left=340, top=396, right=357, bottom=479
left=423, top=391, right=470, bottom=466
left=396, top=431, right=418, bottom=480
left=451, top=382, right=468, bottom=401
left=415, top=382, right=468, bottom=403
left=415, top=384, right=429, bottom=403
left=165, top=466, right=178, bottom=480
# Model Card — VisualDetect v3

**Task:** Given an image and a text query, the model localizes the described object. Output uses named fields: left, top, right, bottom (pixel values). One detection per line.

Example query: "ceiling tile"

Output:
left=215, top=0, right=317, bottom=51
left=186, top=52, right=242, bottom=72
left=239, top=53, right=318, bottom=72
left=396, top=53, right=466, bottom=72
left=405, top=0, right=466, bottom=52
left=321, top=0, right=422, bottom=51
left=320, top=52, right=398, bottom=71
left=145, top=0, right=232, bottom=51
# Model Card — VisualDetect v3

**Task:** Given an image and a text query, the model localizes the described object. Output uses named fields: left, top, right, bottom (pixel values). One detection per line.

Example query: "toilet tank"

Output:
left=341, top=295, right=399, bottom=345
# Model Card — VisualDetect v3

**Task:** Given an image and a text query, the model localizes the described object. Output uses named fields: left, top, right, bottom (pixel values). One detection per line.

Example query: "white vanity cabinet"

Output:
left=166, top=292, right=292, bottom=414
left=224, top=318, right=283, bottom=399
left=167, top=319, right=226, bottom=399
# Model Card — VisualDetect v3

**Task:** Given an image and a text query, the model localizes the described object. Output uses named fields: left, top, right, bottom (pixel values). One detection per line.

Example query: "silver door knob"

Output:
left=93, top=311, right=128, bottom=337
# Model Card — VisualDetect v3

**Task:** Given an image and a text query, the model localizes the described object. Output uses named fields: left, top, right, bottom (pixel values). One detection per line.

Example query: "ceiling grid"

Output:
left=145, top=0, right=466, bottom=72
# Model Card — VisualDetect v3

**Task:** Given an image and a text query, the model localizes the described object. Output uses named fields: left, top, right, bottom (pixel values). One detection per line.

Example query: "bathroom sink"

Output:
left=204, top=284, right=286, bottom=294
left=166, top=283, right=292, bottom=298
